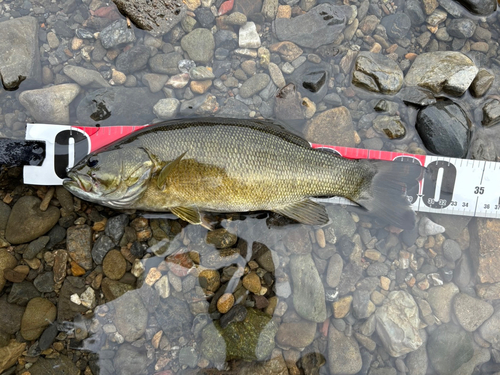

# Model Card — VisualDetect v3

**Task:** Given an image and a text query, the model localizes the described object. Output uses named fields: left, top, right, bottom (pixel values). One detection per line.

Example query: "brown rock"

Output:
left=103, top=249, right=127, bottom=280
left=305, top=107, right=355, bottom=147
left=469, top=218, right=500, bottom=284
left=269, top=41, right=303, bottom=62
left=206, top=228, right=238, bottom=249
left=190, top=80, right=212, bottom=94
left=199, top=269, right=220, bottom=292
left=53, top=249, right=68, bottom=284
left=3, top=265, right=29, bottom=283
left=0, top=340, right=26, bottom=373
left=333, top=295, right=353, bottom=319
left=0, top=249, right=18, bottom=291
left=217, top=293, right=235, bottom=313
left=67, top=225, right=93, bottom=270
left=243, top=271, right=261, bottom=294
left=21, top=297, right=56, bottom=341
left=70, top=261, right=86, bottom=277
left=423, top=0, right=438, bottom=14
left=276, top=321, right=316, bottom=348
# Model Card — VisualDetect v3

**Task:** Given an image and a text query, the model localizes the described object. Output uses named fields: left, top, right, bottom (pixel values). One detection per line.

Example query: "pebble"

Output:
left=154, top=275, right=170, bottom=299
left=268, top=62, right=286, bottom=89
left=239, top=73, right=271, bottom=98
left=217, top=293, right=234, bottom=313
left=276, top=320, right=316, bottom=348
left=470, top=69, right=495, bottom=98
left=142, top=73, right=169, bottom=93
left=20, top=297, right=56, bottom=341
left=99, top=19, right=136, bottom=49
left=428, top=324, right=473, bottom=375
left=113, top=290, right=148, bottom=342
left=0, top=249, right=18, bottom=292
left=239, top=22, right=261, bottom=48
left=242, top=271, right=261, bottom=294
left=352, top=52, right=404, bottom=95
left=103, top=249, right=127, bottom=280
left=181, top=28, right=215, bottom=63
left=427, top=282, right=460, bottom=323
left=453, top=293, right=494, bottom=332
left=328, top=326, right=362, bottom=375
left=419, top=216, right=445, bottom=236
left=333, top=295, right=352, bottom=319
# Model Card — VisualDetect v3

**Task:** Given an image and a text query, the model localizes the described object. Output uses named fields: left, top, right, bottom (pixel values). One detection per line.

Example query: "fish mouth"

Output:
left=63, top=173, right=93, bottom=193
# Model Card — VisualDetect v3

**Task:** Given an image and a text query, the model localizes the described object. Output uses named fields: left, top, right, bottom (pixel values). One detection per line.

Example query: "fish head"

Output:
left=63, top=146, right=153, bottom=209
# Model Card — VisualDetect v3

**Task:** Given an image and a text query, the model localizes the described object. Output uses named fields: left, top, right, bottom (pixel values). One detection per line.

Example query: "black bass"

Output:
left=63, top=117, right=422, bottom=229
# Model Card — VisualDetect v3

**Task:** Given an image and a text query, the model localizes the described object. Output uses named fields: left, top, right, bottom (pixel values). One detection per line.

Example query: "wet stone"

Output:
left=352, top=52, right=404, bottom=95
left=276, top=320, right=316, bottom=348
left=105, top=214, right=129, bottom=244
left=28, top=355, right=79, bottom=375
left=21, top=297, right=56, bottom=341
left=63, top=65, right=109, bottom=88
left=24, top=236, right=50, bottom=260
left=328, top=326, right=362, bottom=374
left=0, top=249, right=17, bottom=292
left=453, top=293, right=493, bottom=332
left=427, top=282, right=459, bottom=323
left=113, top=343, right=149, bottom=375
left=8, top=280, right=41, bottom=306
left=34, top=271, right=55, bottom=293
left=99, top=19, right=136, bottom=49
left=306, top=107, right=355, bottom=148
left=58, top=276, right=88, bottom=321
left=443, top=239, right=462, bottom=262
left=453, top=0, right=497, bottom=15
left=67, top=225, right=93, bottom=270
left=352, top=289, right=375, bottom=319
left=181, top=28, right=215, bottom=63
left=240, top=73, right=271, bottom=99
left=428, top=324, right=473, bottom=375
left=373, top=115, right=406, bottom=139
left=482, top=99, right=500, bottom=126
left=326, top=253, right=343, bottom=288
left=206, top=228, right=237, bottom=248
left=381, top=13, right=411, bottom=40
left=0, top=295, right=25, bottom=334
left=447, top=18, right=476, bottom=39
left=102, top=249, right=127, bottom=280
left=155, top=297, right=193, bottom=340
left=91, top=234, right=115, bottom=265
left=220, top=304, right=247, bottom=329
left=366, top=262, right=389, bottom=277
left=112, top=289, right=148, bottom=342
left=115, top=44, right=151, bottom=74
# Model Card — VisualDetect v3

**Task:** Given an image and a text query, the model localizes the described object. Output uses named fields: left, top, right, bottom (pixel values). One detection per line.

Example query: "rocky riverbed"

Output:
left=1, top=0, right=500, bottom=374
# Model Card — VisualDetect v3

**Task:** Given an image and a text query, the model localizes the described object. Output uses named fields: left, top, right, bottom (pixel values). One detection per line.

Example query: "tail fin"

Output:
left=355, top=160, right=424, bottom=230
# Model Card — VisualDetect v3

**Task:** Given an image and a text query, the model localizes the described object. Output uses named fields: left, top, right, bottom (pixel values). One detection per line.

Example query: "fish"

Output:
left=63, top=117, right=423, bottom=229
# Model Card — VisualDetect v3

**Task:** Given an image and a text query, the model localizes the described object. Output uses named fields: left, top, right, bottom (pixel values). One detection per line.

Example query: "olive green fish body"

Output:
left=64, top=118, right=420, bottom=229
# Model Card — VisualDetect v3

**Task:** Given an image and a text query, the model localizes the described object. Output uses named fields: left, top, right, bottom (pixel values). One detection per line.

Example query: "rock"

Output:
left=273, top=4, right=352, bottom=48
left=453, top=293, right=493, bottom=332
left=5, top=196, right=60, bottom=245
left=447, top=18, right=476, bottom=39
left=0, top=17, right=41, bottom=90
left=274, top=83, right=305, bottom=122
left=482, top=99, right=500, bottom=126
left=375, top=291, right=422, bottom=357
left=63, top=65, right=109, bottom=88
left=289, top=62, right=330, bottom=102
left=416, top=99, right=471, bottom=158
left=201, top=308, right=278, bottom=364
left=427, top=324, right=473, bottom=375
left=328, top=326, right=362, bottom=374
left=0, top=295, right=25, bottom=334
left=333, top=295, right=352, bottom=318
left=239, top=22, right=261, bottom=48
left=112, top=290, right=148, bottom=342
left=0, top=340, right=26, bottom=374
left=427, top=283, right=460, bottom=323
left=469, top=218, right=500, bottom=284
left=452, top=0, right=497, bottom=15
left=469, top=126, right=500, bottom=161
left=289, top=254, right=326, bottom=322
left=269, top=41, right=303, bottom=62
left=373, top=115, right=406, bottom=139
left=112, top=0, right=186, bottom=37
left=76, top=87, right=163, bottom=125
left=67, top=225, right=93, bottom=270
left=153, top=98, right=180, bottom=119
left=206, top=228, right=237, bottom=248
left=406, top=333, right=428, bottom=375
left=352, top=52, right=404, bottom=95
left=479, top=307, right=500, bottom=349
left=283, top=226, right=312, bottom=254
left=0, top=249, right=17, bottom=293
left=101, top=278, right=134, bottom=301
left=405, top=52, right=478, bottom=96
left=400, top=87, right=436, bottom=107
left=326, top=253, right=343, bottom=288
left=179, top=93, right=219, bottom=116
left=406, top=0, right=425, bottom=25
left=353, top=289, right=375, bottom=319
left=115, top=45, right=151, bottom=74
left=443, top=239, right=462, bottom=262
left=20, top=297, right=56, bottom=341
left=195, top=7, right=216, bottom=28
left=366, top=262, right=389, bottom=277
left=305, top=107, right=355, bottom=147
left=103, top=249, right=126, bottom=280
left=268, top=62, right=286, bottom=89
left=181, top=28, right=215, bottom=63
left=155, top=297, right=193, bottom=340
left=113, top=343, right=149, bottom=375
left=99, top=19, right=136, bottom=49
left=381, top=13, right=411, bottom=40
left=429, top=214, right=470, bottom=240
left=57, top=277, right=88, bottom=321
left=19, top=84, right=80, bottom=124
left=91, top=235, right=115, bottom=265
left=235, top=351, right=289, bottom=375
left=262, top=0, right=279, bottom=19
left=149, top=52, right=183, bottom=74
left=240, top=73, right=271, bottom=98
left=276, top=320, right=316, bottom=348
left=455, top=347, right=490, bottom=375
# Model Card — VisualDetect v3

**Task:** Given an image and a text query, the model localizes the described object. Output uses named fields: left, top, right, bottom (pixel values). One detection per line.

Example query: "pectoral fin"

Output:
left=170, top=206, right=214, bottom=230
left=157, top=151, right=187, bottom=190
left=273, top=199, right=329, bottom=225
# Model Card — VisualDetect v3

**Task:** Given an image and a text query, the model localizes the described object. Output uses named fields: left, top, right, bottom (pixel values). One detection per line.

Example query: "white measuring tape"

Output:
left=22, top=123, right=500, bottom=220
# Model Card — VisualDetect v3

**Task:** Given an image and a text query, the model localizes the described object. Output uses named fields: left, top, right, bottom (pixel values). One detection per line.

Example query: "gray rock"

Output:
left=427, top=282, right=460, bottom=323
left=181, top=28, right=215, bottom=63
left=381, top=13, right=411, bottom=40
left=443, top=239, right=462, bottom=262
left=405, top=52, right=478, bottom=96
left=325, top=206, right=356, bottom=238
left=46, top=225, right=66, bottom=250
left=366, top=262, right=389, bottom=277
left=289, top=254, right=326, bottom=322
left=453, top=0, right=497, bottom=15
left=453, top=293, right=493, bottom=332
left=273, top=4, right=352, bottom=48
left=24, top=236, right=50, bottom=260
left=429, top=214, right=470, bottom=239
left=470, top=126, right=500, bottom=161
left=447, top=18, right=477, bottom=39
left=0, top=16, right=41, bottom=90
left=33, top=272, right=55, bottom=293
left=352, top=52, right=404, bottom=95
left=105, top=214, right=129, bottom=244
left=427, top=324, right=473, bottom=375
left=353, top=290, right=375, bottom=319
left=57, top=277, right=88, bottom=321
left=400, top=87, right=436, bottom=107
left=99, top=19, right=136, bottom=49
left=189, top=66, right=215, bottom=80
left=326, top=253, right=343, bottom=288
left=482, top=99, right=500, bottom=126
left=5, top=196, right=60, bottom=245
left=240, top=73, right=271, bottom=99
left=454, top=253, right=473, bottom=289
left=328, top=326, right=362, bottom=374
left=179, top=347, right=198, bottom=368
left=406, top=331, right=428, bottom=375
left=149, top=52, right=183, bottom=74
left=67, top=225, right=93, bottom=270
left=115, top=45, right=151, bottom=74
left=0, top=295, right=25, bottom=334
left=455, top=346, right=490, bottom=375
left=405, top=0, right=425, bottom=25
left=112, top=0, right=186, bottom=37
left=76, top=87, right=163, bottom=125
left=112, top=290, right=148, bottom=342
left=92, top=235, right=115, bottom=265
left=8, top=281, right=41, bottom=306
left=479, top=307, right=500, bottom=350
left=218, top=98, right=250, bottom=118
left=63, top=65, right=110, bottom=88
left=179, top=93, right=218, bottom=116
left=155, top=297, right=193, bottom=340
left=113, top=343, right=149, bottom=375
left=375, top=290, right=422, bottom=357
left=439, top=0, right=464, bottom=17
left=28, top=355, right=79, bottom=375
left=153, top=98, right=180, bottom=119
left=19, top=84, right=80, bottom=124
left=416, top=99, right=471, bottom=158
left=338, top=262, right=363, bottom=295
left=373, top=115, right=406, bottom=139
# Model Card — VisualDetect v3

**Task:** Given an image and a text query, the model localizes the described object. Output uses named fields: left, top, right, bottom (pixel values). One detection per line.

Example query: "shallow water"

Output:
left=1, top=0, right=500, bottom=374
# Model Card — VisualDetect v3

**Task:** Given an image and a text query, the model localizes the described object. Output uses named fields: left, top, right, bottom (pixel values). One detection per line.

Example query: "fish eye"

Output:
left=87, top=157, right=98, bottom=168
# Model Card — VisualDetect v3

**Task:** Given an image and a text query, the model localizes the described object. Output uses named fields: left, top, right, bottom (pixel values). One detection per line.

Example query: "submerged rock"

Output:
left=328, top=326, right=362, bottom=374
left=453, top=0, right=497, bottom=15
left=352, top=52, right=404, bottom=95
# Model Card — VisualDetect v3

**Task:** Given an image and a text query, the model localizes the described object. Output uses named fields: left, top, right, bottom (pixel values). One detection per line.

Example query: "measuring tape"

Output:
left=22, top=123, right=500, bottom=220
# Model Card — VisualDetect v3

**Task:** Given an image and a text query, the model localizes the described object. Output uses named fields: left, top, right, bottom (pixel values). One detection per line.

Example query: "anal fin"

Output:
left=273, top=199, right=329, bottom=225
left=170, top=206, right=214, bottom=230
